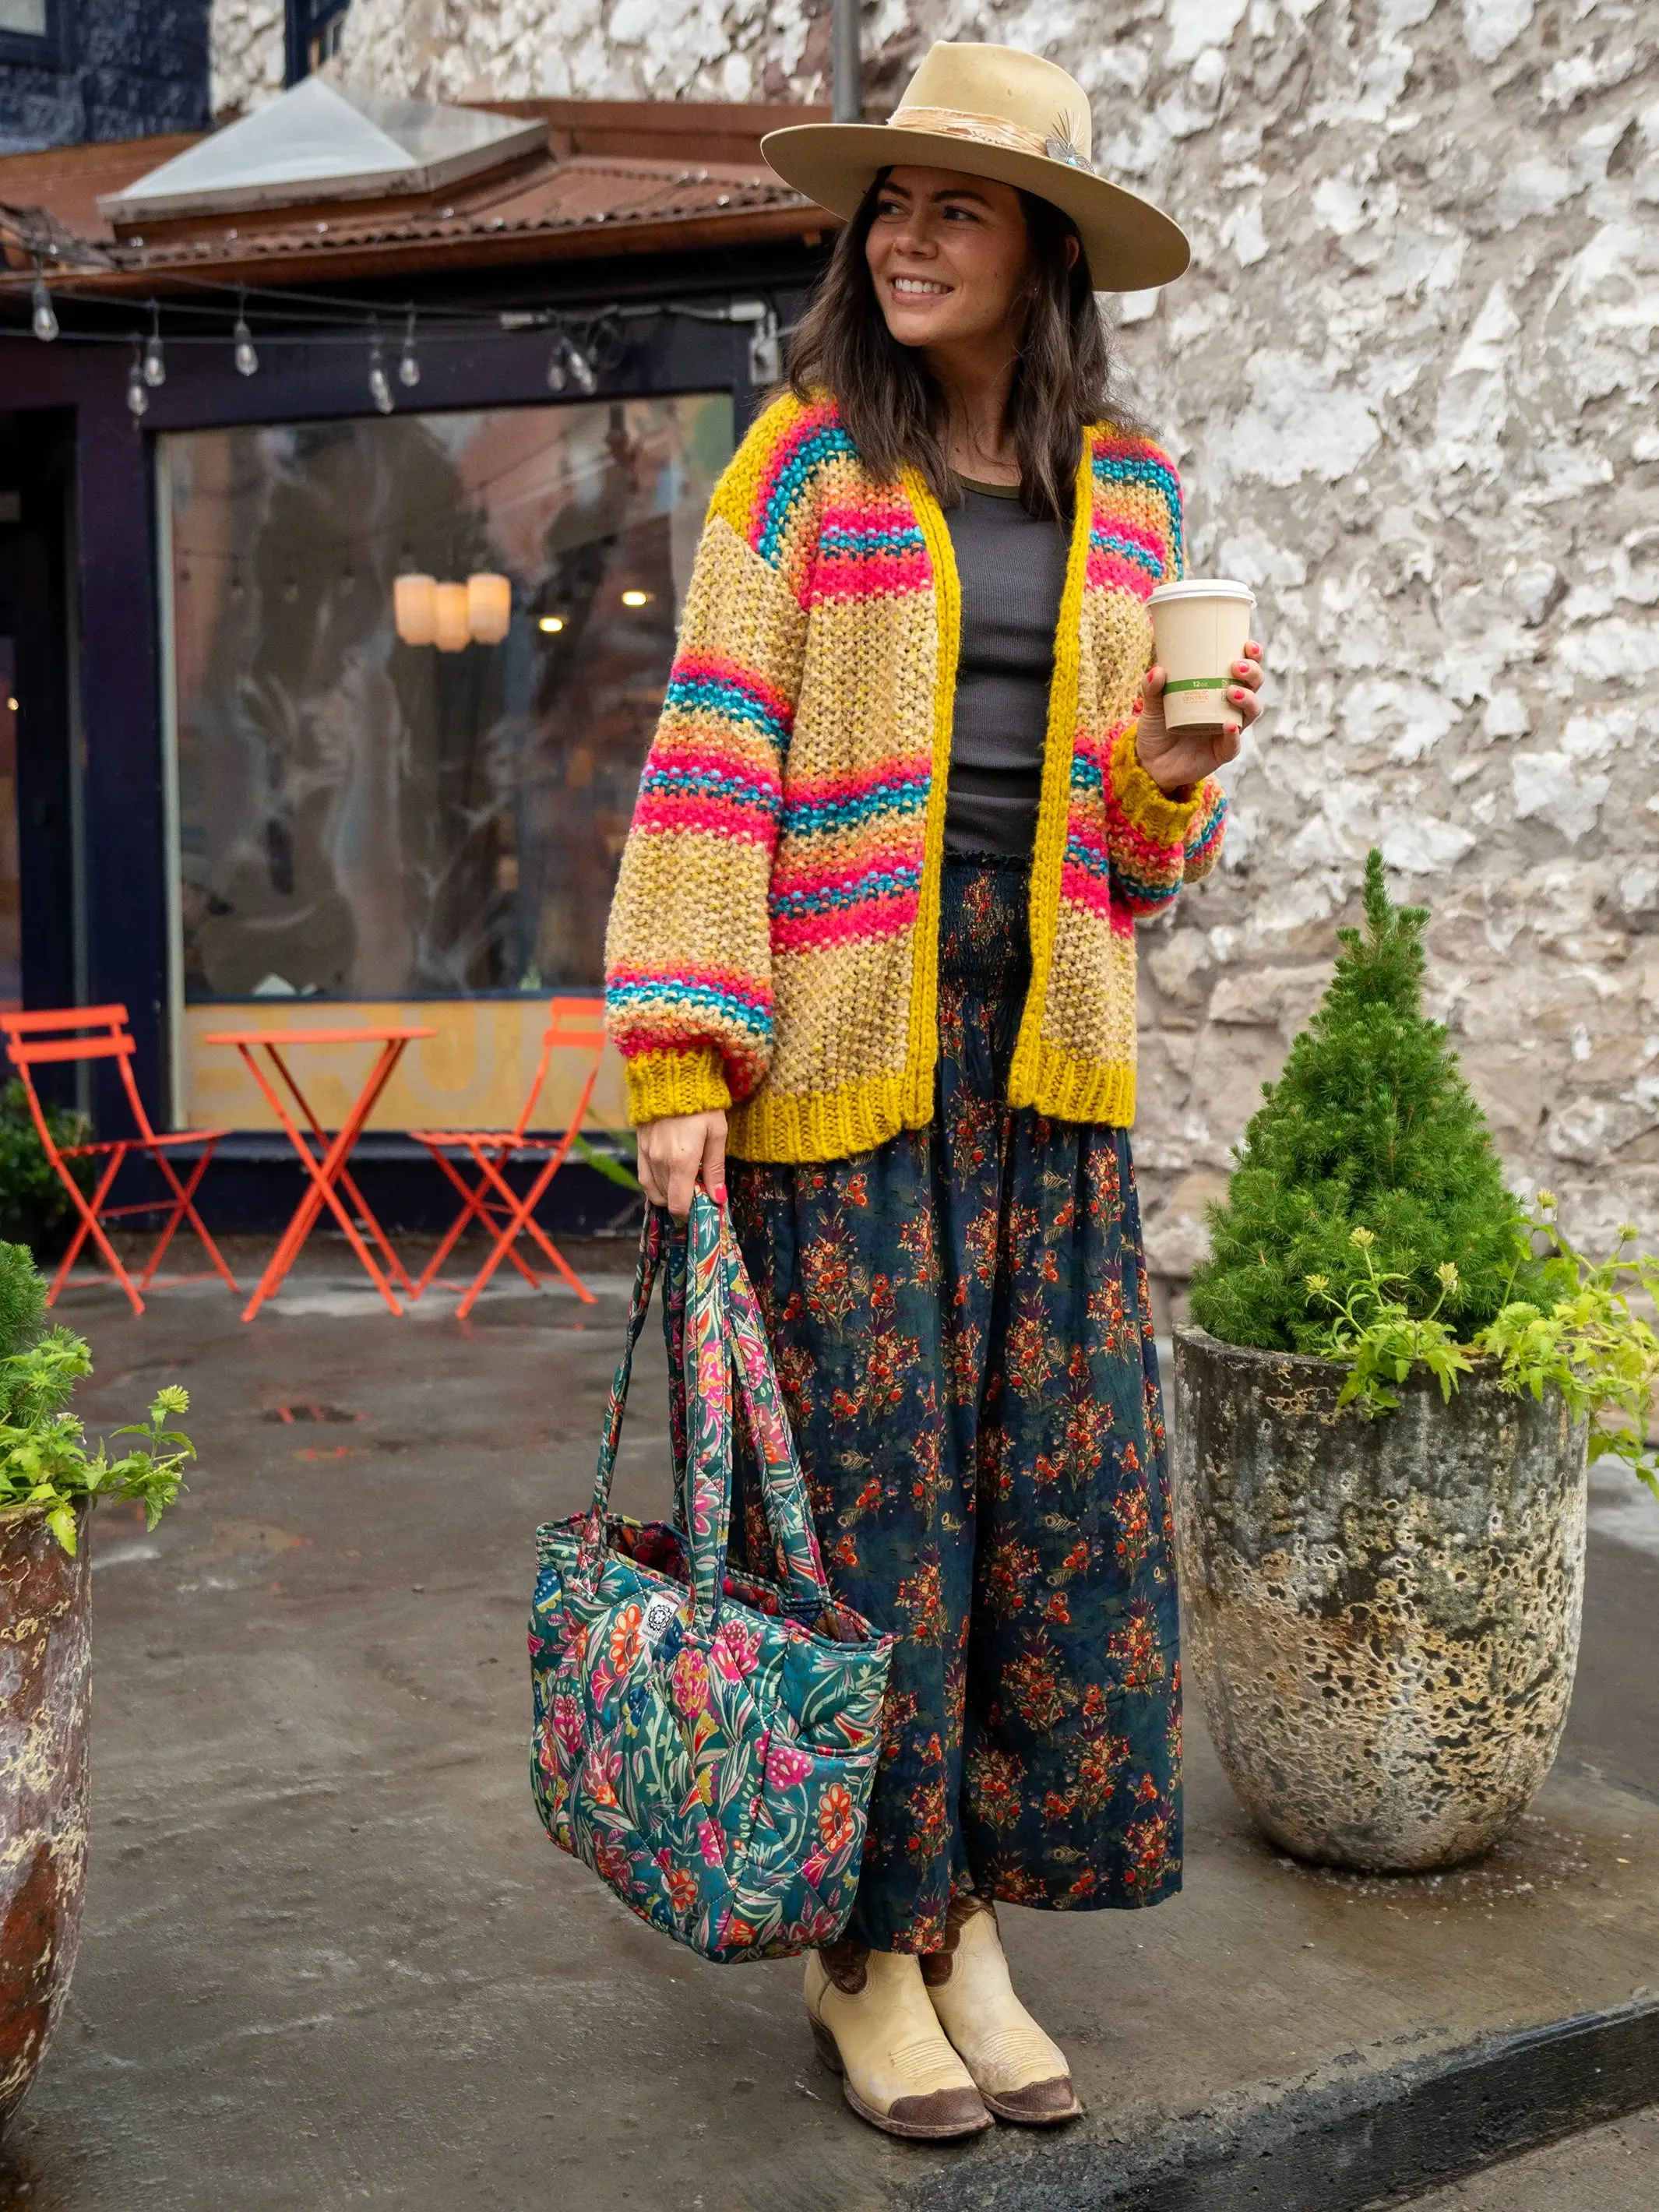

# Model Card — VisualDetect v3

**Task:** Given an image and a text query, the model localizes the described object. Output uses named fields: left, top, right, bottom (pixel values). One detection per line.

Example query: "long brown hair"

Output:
left=786, top=171, right=1147, bottom=521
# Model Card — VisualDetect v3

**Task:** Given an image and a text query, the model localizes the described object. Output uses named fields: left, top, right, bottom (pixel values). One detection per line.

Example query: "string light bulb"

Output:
left=126, top=343, right=148, bottom=421
left=544, top=333, right=597, bottom=396
left=143, top=302, right=166, bottom=388
left=30, top=273, right=57, bottom=343
left=399, top=307, right=421, bottom=388
left=233, top=290, right=258, bottom=375
left=368, top=336, right=393, bottom=415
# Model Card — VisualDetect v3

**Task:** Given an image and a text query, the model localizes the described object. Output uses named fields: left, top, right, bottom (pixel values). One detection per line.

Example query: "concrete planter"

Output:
left=0, top=1502, right=90, bottom=2126
left=1171, top=1327, right=1588, bottom=1872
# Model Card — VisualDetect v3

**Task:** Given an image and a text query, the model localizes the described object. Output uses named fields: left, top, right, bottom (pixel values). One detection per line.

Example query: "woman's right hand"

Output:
left=636, top=1109, right=727, bottom=1220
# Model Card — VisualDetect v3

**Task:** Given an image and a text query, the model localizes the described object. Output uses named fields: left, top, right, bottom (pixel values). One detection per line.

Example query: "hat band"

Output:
left=887, top=104, right=1076, bottom=167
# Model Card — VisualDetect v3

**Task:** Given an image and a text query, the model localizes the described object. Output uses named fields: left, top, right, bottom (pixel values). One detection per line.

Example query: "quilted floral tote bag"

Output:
left=530, top=1192, right=893, bottom=1963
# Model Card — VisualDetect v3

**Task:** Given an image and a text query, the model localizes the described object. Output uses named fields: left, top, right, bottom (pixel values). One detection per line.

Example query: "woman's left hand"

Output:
left=1136, top=640, right=1264, bottom=795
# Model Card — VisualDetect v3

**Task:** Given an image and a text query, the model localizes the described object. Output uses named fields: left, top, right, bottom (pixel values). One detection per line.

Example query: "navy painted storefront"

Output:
left=1, top=242, right=819, bottom=1236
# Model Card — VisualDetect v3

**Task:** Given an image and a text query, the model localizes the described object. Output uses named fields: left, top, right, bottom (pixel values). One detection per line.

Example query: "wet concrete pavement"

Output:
left=0, top=1250, right=1655, bottom=2209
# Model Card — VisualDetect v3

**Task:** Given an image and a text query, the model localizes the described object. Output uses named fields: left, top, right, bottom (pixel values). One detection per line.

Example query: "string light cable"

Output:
left=0, top=267, right=795, bottom=414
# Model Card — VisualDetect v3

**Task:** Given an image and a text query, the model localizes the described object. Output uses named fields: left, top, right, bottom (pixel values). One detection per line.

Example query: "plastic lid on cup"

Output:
left=1147, top=577, right=1256, bottom=604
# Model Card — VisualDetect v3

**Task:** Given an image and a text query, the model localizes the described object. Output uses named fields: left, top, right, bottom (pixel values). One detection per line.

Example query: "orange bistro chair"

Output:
left=1, top=1006, right=238, bottom=1316
left=410, top=998, right=610, bottom=1319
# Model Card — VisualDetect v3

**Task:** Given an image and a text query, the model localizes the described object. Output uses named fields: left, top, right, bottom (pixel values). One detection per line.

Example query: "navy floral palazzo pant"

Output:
left=727, top=856, right=1182, bottom=1954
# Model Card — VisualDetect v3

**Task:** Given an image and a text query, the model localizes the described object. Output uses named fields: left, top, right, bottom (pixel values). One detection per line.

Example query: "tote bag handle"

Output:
left=577, top=1206, right=675, bottom=1584
left=582, top=1195, right=833, bottom=1626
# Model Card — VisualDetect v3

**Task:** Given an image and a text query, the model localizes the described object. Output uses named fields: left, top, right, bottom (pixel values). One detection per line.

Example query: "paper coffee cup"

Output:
left=1147, top=579, right=1256, bottom=733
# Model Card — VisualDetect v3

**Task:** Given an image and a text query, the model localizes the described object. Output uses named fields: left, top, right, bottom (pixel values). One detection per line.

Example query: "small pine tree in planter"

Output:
left=1189, top=853, right=1545, bottom=1358
left=1172, top=853, right=1656, bottom=1873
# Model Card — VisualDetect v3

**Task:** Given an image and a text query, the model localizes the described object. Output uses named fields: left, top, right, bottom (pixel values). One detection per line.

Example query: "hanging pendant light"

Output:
left=126, top=342, right=149, bottom=421
left=30, top=273, right=58, bottom=343
left=433, top=582, right=471, bottom=652
left=393, top=573, right=439, bottom=646
left=399, top=307, right=421, bottom=389
left=466, top=572, right=512, bottom=645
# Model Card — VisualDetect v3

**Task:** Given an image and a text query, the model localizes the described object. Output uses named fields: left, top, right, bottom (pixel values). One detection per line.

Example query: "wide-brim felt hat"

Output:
left=761, top=41, right=1190, bottom=293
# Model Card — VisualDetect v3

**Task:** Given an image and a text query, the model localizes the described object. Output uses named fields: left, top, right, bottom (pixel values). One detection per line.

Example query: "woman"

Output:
left=604, top=41, right=1263, bottom=2142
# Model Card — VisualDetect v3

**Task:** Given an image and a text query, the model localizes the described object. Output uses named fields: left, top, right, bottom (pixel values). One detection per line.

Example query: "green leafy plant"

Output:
left=1190, top=849, right=1545, bottom=1351
left=0, top=1242, right=193, bottom=1553
left=1301, top=1208, right=1659, bottom=1499
left=0, top=1080, right=93, bottom=1256
left=1478, top=1197, right=1658, bottom=1492
left=1305, top=1230, right=1473, bottom=1413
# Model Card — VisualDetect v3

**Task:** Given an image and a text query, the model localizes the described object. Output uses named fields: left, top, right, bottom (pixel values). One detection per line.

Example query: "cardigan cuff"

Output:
left=1116, top=727, right=1205, bottom=848
left=624, top=1045, right=734, bottom=1126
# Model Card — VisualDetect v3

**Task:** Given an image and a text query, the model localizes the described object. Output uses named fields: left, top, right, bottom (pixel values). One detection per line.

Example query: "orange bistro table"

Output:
left=203, top=1024, right=436, bottom=1322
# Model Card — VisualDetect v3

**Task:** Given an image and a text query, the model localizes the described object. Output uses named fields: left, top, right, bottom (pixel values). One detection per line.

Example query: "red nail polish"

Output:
left=714, top=1183, right=727, bottom=1206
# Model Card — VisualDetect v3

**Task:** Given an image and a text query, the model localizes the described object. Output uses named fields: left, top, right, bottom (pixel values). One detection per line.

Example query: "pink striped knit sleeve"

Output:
left=603, top=400, right=820, bottom=1125
left=1101, top=447, right=1228, bottom=917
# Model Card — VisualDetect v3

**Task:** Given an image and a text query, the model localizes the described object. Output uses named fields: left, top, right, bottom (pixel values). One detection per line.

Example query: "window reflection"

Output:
left=166, top=393, right=731, bottom=1003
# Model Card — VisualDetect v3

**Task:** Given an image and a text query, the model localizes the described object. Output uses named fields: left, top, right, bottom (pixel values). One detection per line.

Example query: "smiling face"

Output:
left=864, top=164, right=1035, bottom=357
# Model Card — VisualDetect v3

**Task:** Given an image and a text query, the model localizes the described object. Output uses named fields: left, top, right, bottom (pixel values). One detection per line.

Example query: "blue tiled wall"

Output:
left=0, top=2, right=211, bottom=154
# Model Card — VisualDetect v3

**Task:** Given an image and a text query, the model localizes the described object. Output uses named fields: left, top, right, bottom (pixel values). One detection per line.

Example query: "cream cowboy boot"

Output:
left=805, top=1939, right=993, bottom=2140
left=921, top=1897, right=1083, bottom=2124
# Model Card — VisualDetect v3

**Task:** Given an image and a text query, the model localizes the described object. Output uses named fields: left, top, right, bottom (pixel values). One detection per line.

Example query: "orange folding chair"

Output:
left=1, top=1005, right=238, bottom=1316
left=410, top=997, right=611, bottom=1319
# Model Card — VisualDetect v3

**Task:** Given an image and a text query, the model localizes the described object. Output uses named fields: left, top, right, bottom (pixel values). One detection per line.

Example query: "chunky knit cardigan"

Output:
left=604, top=393, right=1227, bottom=1163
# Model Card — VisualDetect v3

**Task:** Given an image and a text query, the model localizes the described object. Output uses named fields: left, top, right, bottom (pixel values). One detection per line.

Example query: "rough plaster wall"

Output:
left=207, top=1, right=1659, bottom=1284
left=209, top=2, right=285, bottom=119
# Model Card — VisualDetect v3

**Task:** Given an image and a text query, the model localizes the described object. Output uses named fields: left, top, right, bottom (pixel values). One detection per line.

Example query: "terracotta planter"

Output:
left=0, top=1502, right=90, bottom=2125
left=1171, top=1327, right=1587, bottom=1872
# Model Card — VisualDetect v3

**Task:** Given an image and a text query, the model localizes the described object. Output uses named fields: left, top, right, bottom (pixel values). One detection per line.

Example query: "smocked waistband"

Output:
left=939, top=854, right=1033, bottom=992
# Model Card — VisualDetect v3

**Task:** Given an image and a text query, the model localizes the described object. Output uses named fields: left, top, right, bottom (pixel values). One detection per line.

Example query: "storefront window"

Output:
left=163, top=393, right=731, bottom=1007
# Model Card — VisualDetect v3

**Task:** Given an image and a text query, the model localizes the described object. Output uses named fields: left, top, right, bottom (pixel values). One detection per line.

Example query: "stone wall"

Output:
left=209, top=1, right=284, bottom=121
left=207, top=0, right=1659, bottom=1291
